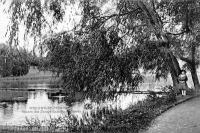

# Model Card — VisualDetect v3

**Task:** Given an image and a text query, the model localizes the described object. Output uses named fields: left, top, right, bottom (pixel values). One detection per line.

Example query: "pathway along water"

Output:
left=140, top=96, right=200, bottom=133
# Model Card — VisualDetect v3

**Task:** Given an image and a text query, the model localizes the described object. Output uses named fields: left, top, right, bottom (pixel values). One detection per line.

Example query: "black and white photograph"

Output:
left=0, top=0, right=199, bottom=132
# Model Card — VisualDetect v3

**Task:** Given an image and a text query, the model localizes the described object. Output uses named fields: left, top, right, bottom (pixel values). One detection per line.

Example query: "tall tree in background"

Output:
left=0, top=43, right=12, bottom=77
left=0, top=43, right=30, bottom=77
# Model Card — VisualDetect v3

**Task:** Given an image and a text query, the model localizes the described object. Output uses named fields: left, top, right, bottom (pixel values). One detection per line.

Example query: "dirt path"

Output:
left=140, top=96, right=200, bottom=133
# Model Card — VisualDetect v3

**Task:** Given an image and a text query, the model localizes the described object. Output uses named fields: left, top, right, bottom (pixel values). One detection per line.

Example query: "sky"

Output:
left=0, top=3, right=9, bottom=44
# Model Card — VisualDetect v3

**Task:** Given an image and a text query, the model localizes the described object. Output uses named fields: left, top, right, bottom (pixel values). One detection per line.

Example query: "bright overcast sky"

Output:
left=0, top=3, right=9, bottom=44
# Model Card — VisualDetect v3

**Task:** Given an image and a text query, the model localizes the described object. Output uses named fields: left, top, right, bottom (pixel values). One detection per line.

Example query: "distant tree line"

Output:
left=0, top=43, right=38, bottom=77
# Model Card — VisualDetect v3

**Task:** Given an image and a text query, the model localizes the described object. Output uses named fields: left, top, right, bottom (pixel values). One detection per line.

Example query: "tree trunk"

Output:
left=169, top=52, right=181, bottom=76
left=191, top=45, right=200, bottom=89
left=167, top=52, right=181, bottom=92
left=170, top=68, right=179, bottom=87
left=157, top=34, right=181, bottom=89
left=190, top=63, right=200, bottom=89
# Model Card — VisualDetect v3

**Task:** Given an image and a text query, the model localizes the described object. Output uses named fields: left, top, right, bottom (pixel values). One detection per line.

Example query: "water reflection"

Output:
left=0, top=89, right=146, bottom=126
left=0, top=89, right=68, bottom=126
left=1, top=104, right=14, bottom=119
left=0, top=79, right=170, bottom=126
left=0, top=90, right=28, bottom=102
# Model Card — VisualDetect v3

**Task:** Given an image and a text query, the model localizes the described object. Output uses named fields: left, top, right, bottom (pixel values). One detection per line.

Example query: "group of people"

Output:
left=178, top=70, right=188, bottom=96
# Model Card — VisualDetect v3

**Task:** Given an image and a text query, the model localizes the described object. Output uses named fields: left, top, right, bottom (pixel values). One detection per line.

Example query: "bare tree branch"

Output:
left=166, top=30, right=186, bottom=36
left=179, top=56, right=192, bottom=64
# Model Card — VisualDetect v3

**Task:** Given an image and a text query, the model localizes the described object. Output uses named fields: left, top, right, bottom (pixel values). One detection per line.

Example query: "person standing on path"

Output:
left=178, top=70, right=188, bottom=96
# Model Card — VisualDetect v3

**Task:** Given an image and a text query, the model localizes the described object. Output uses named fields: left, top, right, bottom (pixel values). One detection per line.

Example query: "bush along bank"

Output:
left=83, top=86, right=177, bottom=133
left=25, top=86, right=180, bottom=133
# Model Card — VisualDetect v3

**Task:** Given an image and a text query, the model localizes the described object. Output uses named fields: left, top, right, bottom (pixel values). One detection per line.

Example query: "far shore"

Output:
left=0, top=67, right=60, bottom=83
left=0, top=75, right=60, bottom=82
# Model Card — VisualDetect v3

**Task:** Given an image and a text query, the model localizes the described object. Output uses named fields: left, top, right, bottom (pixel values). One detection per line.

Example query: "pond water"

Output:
left=0, top=77, right=172, bottom=126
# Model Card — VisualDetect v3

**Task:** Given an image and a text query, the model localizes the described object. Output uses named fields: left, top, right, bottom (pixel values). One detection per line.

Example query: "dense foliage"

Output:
left=0, top=44, right=34, bottom=77
left=43, top=31, right=143, bottom=99
left=2, top=0, right=200, bottom=92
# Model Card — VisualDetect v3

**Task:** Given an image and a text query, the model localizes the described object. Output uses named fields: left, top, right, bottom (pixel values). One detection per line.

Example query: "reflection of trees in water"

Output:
left=50, top=97, right=65, bottom=103
left=0, top=90, right=28, bottom=102
left=0, top=102, right=27, bottom=123
left=2, top=103, right=14, bottom=119
left=28, top=91, right=37, bottom=99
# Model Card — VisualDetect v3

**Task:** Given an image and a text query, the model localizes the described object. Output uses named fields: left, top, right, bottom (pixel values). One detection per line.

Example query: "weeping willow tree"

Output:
left=78, top=0, right=200, bottom=90
left=0, top=0, right=143, bottom=100
left=3, top=0, right=200, bottom=96
left=42, top=30, right=143, bottom=100
left=2, top=0, right=67, bottom=56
